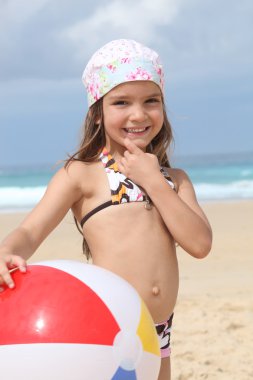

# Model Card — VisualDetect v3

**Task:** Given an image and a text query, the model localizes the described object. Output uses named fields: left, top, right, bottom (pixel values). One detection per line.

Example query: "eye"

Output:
left=112, top=100, right=128, bottom=106
left=146, top=97, right=160, bottom=103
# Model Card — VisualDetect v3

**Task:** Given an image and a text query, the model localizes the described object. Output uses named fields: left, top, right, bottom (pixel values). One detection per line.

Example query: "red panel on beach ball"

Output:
left=0, top=265, right=120, bottom=345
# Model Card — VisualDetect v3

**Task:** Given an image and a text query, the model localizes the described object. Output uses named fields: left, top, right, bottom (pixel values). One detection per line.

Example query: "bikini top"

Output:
left=80, top=148, right=175, bottom=227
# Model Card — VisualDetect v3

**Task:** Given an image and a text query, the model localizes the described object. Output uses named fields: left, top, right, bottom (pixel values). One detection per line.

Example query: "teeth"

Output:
left=125, top=128, right=146, bottom=133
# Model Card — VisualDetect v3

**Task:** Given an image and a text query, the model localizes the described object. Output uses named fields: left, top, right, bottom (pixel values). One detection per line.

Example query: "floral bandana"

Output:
left=82, top=39, right=164, bottom=107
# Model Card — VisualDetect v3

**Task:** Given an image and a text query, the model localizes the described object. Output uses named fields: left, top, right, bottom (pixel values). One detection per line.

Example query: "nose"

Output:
left=129, top=104, right=147, bottom=123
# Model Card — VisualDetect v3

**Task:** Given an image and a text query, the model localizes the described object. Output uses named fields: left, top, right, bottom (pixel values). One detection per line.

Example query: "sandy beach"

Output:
left=0, top=200, right=253, bottom=379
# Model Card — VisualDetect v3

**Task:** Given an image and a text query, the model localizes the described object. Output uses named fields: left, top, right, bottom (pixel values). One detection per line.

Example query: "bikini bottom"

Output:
left=155, top=313, right=174, bottom=358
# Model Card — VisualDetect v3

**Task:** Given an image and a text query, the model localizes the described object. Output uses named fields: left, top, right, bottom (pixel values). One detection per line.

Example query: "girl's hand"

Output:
left=0, top=253, right=27, bottom=291
left=118, top=138, right=162, bottom=188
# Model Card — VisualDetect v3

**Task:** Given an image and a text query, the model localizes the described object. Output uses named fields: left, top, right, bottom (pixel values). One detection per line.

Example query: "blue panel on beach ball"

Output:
left=111, top=366, right=137, bottom=379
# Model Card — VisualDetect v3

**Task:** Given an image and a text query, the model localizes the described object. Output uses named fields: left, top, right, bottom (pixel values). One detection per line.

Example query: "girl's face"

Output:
left=102, top=81, right=164, bottom=154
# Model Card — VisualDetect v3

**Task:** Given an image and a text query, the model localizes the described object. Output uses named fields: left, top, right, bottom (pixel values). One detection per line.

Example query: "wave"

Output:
left=0, top=180, right=253, bottom=211
left=195, top=180, right=253, bottom=201
left=0, top=186, right=46, bottom=211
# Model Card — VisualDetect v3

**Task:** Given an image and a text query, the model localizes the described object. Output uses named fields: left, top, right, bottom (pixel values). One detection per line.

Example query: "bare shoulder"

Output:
left=57, top=159, right=97, bottom=189
left=16, top=160, right=95, bottom=244
left=63, top=159, right=91, bottom=180
left=67, top=159, right=102, bottom=192
left=40, top=159, right=97, bottom=208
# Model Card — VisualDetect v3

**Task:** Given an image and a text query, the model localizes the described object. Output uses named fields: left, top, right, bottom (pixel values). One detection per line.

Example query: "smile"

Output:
left=124, top=127, right=149, bottom=133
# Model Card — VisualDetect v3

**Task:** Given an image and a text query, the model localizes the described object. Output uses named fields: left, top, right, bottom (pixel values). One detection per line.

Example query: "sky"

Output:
left=0, top=0, right=252, bottom=168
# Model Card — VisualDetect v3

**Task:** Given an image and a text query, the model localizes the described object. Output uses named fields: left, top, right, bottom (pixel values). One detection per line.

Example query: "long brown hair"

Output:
left=66, top=96, right=174, bottom=259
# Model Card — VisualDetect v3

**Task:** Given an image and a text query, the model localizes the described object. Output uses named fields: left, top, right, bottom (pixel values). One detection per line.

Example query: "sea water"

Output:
left=172, top=151, right=253, bottom=201
left=0, top=152, right=253, bottom=212
left=0, top=165, right=56, bottom=212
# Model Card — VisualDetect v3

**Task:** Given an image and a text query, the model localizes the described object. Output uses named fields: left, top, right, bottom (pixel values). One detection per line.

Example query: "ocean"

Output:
left=0, top=151, right=253, bottom=212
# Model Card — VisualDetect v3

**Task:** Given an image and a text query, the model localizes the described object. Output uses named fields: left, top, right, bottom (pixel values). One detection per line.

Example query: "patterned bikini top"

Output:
left=80, top=148, right=175, bottom=227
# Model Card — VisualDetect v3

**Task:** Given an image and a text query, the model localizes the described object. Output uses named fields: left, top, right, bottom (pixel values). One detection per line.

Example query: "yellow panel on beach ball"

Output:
left=137, top=300, right=160, bottom=356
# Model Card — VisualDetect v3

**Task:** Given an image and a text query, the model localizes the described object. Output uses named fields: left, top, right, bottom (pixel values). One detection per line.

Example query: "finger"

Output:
left=0, top=255, right=27, bottom=289
left=9, top=267, right=20, bottom=274
left=17, top=259, right=27, bottom=273
left=118, top=159, right=126, bottom=175
left=0, top=275, right=7, bottom=292
left=8, top=256, right=27, bottom=273
left=124, top=138, right=142, bottom=155
left=0, top=268, right=15, bottom=289
left=124, top=150, right=131, bottom=159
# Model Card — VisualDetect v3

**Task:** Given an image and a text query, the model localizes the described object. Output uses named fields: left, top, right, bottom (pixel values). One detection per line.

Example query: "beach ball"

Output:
left=0, top=260, right=161, bottom=380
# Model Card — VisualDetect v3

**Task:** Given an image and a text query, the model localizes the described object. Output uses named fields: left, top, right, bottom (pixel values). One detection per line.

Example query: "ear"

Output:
left=95, top=118, right=101, bottom=125
left=87, top=108, right=101, bottom=124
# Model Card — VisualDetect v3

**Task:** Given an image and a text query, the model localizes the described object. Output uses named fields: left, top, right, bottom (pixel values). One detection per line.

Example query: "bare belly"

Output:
left=83, top=203, right=179, bottom=323
left=92, top=248, right=179, bottom=322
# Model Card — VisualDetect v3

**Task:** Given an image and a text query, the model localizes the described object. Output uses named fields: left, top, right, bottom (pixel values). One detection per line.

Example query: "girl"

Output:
left=0, top=39, right=212, bottom=380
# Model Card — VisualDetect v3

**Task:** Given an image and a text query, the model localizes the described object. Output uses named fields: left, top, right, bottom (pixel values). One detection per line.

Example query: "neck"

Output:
left=105, top=140, right=147, bottom=161
left=105, top=142, right=126, bottom=161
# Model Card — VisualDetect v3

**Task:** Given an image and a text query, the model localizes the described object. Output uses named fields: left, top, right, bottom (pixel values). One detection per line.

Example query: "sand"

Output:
left=173, top=200, right=253, bottom=380
left=1, top=200, right=253, bottom=379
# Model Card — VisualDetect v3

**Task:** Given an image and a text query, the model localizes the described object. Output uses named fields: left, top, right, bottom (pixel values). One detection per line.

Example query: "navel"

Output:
left=152, top=286, right=160, bottom=296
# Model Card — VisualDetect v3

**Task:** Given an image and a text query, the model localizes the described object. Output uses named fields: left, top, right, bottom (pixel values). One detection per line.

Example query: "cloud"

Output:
left=0, top=0, right=49, bottom=26
left=0, top=0, right=48, bottom=61
left=0, top=0, right=252, bottom=85
left=0, top=0, right=252, bottom=166
left=61, top=0, right=182, bottom=55
left=61, top=0, right=253, bottom=84
left=159, top=0, right=253, bottom=84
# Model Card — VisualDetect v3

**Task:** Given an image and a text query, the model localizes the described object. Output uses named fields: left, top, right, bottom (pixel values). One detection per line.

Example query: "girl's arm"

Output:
left=118, top=139, right=212, bottom=259
left=0, top=163, right=83, bottom=289
left=145, top=168, right=212, bottom=258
